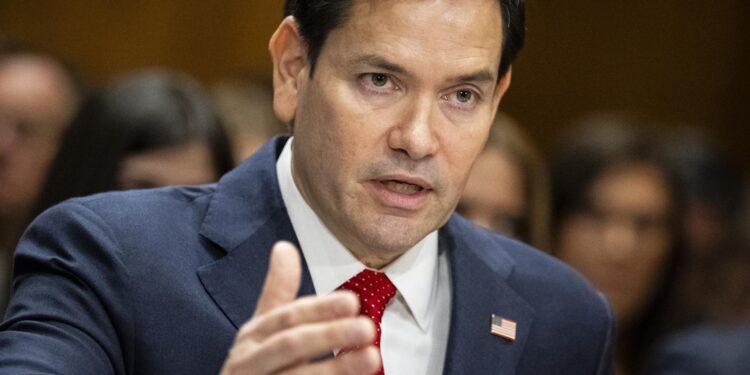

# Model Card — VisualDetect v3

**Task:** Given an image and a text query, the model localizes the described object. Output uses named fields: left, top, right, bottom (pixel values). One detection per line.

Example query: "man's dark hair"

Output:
left=284, top=0, right=525, bottom=79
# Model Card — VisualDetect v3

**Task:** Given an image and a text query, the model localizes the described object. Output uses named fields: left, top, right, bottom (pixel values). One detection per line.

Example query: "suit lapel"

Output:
left=441, top=216, right=536, bottom=375
left=196, top=136, right=316, bottom=328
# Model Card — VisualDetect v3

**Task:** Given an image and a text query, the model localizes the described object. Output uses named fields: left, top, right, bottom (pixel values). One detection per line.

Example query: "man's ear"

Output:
left=493, top=67, right=512, bottom=108
left=269, top=16, right=307, bottom=123
left=489, top=67, right=512, bottom=121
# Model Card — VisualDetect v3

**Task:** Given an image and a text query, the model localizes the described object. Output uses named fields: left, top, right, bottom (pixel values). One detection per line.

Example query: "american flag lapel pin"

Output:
left=490, top=314, right=517, bottom=341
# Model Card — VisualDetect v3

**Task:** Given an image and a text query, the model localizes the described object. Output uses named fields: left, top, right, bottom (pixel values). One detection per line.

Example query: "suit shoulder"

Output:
left=27, top=185, right=217, bottom=255
left=71, top=184, right=215, bottom=217
left=450, top=216, right=610, bottom=317
left=31, top=185, right=213, bottom=233
left=499, top=235, right=599, bottom=300
left=444, top=216, right=614, bottom=373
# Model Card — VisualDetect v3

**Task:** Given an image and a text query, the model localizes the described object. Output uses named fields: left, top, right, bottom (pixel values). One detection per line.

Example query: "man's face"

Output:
left=0, top=58, right=75, bottom=220
left=277, top=0, right=508, bottom=266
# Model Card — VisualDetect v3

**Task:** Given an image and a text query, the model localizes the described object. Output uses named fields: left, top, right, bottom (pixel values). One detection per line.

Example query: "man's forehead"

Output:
left=347, top=0, right=503, bottom=36
left=329, top=0, right=504, bottom=76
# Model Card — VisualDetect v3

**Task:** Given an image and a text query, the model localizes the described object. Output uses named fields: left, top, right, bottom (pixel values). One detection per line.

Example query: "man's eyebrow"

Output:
left=353, top=54, right=496, bottom=84
left=353, top=54, right=408, bottom=75
left=449, top=70, right=496, bottom=85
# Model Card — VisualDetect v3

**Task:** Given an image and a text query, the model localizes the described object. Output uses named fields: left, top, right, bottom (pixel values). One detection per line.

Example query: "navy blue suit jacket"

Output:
left=0, top=137, right=613, bottom=374
left=644, top=323, right=750, bottom=375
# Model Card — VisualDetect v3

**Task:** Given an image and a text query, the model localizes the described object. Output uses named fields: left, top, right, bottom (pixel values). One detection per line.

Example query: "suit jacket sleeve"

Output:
left=0, top=201, right=133, bottom=375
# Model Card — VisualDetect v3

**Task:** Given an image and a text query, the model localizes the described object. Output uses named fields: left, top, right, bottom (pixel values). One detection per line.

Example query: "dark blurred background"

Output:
left=1, top=0, right=747, bottom=167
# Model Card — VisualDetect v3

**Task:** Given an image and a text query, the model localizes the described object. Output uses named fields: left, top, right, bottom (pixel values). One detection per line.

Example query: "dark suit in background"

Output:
left=645, top=323, right=750, bottom=375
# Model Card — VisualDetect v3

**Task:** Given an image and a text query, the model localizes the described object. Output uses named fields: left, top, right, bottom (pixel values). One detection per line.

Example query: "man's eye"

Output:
left=371, top=73, right=389, bottom=87
left=456, top=90, right=473, bottom=103
left=358, top=73, right=399, bottom=96
left=441, top=89, right=480, bottom=109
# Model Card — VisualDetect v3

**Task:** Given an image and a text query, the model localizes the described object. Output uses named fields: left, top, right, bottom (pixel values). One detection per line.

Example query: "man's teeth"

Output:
left=383, top=180, right=422, bottom=194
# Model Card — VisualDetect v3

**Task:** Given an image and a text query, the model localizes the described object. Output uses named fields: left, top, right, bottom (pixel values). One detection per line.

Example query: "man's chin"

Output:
left=354, top=220, right=431, bottom=253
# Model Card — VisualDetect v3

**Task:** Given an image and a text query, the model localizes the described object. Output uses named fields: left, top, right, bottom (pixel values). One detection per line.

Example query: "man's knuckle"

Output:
left=322, top=324, right=346, bottom=344
left=276, top=333, right=300, bottom=353
left=277, top=307, right=298, bottom=329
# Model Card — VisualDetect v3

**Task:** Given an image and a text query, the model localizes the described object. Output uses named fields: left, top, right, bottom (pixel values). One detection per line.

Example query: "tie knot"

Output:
left=337, top=269, right=396, bottom=325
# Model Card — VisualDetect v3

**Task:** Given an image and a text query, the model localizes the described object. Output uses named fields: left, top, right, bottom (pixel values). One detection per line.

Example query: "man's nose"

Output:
left=387, top=95, right=439, bottom=160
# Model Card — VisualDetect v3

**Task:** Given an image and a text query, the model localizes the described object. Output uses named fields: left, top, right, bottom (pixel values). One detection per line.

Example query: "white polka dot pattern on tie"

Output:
left=336, top=269, right=397, bottom=374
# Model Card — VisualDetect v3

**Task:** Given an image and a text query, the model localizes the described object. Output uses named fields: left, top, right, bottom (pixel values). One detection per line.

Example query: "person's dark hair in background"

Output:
left=32, top=70, right=234, bottom=218
left=656, top=127, right=746, bottom=325
left=549, top=114, right=683, bottom=375
left=643, top=188, right=750, bottom=375
left=282, top=0, right=525, bottom=79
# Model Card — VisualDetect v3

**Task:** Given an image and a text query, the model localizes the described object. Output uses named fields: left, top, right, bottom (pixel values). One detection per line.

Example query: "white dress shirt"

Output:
left=276, top=138, right=451, bottom=375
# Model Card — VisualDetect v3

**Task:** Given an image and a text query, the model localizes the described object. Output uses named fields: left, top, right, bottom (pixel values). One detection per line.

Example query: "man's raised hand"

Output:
left=220, top=241, right=380, bottom=374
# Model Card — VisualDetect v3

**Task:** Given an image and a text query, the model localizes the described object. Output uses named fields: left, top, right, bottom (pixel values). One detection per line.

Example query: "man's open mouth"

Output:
left=381, top=180, right=425, bottom=195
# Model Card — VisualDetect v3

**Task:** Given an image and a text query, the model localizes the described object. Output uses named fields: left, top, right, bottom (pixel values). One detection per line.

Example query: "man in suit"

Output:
left=0, top=0, right=614, bottom=374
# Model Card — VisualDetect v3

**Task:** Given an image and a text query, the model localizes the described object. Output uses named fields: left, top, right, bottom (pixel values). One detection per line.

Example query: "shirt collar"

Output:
left=276, top=137, right=438, bottom=331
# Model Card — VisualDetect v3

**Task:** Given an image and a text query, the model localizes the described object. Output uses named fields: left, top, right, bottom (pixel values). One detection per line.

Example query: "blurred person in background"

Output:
left=644, top=188, right=750, bottom=375
left=549, top=114, right=682, bottom=375
left=457, top=112, right=550, bottom=250
left=211, top=79, right=285, bottom=163
left=31, top=70, right=234, bottom=220
left=0, top=44, right=82, bottom=313
left=656, top=127, right=746, bottom=326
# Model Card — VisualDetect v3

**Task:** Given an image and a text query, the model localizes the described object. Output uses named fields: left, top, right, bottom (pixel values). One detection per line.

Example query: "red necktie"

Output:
left=337, top=269, right=397, bottom=375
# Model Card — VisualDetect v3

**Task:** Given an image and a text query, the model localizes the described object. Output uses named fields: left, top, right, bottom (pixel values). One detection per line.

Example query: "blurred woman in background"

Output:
left=549, top=114, right=682, bottom=375
left=656, top=127, right=746, bottom=326
left=32, top=70, right=234, bottom=217
left=644, top=185, right=750, bottom=375
left=457, top=112, right=550, bottom=250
